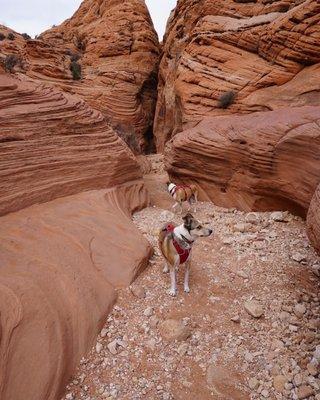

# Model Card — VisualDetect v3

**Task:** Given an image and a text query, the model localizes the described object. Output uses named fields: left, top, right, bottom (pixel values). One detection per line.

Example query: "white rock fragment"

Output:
left=96, top=342, right=103, bottom=354
left=244, top=300, right=264, bottom=318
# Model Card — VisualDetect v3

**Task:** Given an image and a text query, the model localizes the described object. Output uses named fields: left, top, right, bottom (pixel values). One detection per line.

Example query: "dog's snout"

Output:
left=208, top=229, right=213, bottom=235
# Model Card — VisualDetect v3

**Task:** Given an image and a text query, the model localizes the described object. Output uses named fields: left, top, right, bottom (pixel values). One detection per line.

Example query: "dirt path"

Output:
left=64, top=155, right=320, bottom=400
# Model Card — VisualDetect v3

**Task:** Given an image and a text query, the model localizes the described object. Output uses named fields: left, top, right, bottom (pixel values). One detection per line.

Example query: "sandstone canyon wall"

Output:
left=0, top=74, right=153, bottom=400
left=0, top=1, right=157, bottom=398
left=0, top=0, right=159, bottom=152
left=165, top=106, right=320, bottom=216
left=159, top=0, right=320, bottom=218
left=155, top=0, right=320, bottom=151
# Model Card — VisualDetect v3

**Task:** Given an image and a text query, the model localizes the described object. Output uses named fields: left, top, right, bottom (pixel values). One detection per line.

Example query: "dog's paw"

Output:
left=168, top=288, right=177, bottom=297
left=163, top=266, right=169, bottom=273
left=184, top=286, right=190, bottom=293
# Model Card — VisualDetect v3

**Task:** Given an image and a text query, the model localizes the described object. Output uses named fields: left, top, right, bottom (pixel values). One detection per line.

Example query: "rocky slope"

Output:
left=165, top=106, right=320, bottom=216
left=307, top=185, right=320, bottom=254
left=0, top=0, right=159, bottom=152
left=154, top=0, right=320, bottom=150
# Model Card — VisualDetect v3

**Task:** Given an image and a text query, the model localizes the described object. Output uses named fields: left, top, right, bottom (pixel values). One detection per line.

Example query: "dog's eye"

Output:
left=197, top=226, right=202, bottom=230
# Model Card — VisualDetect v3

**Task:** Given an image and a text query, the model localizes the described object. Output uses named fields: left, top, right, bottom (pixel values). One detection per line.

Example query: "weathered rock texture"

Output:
left=165, top=106, right=320, bottom=216
left=0, top=74, right=143, bottom=215
left=0, top=185, right=152, bottom=400
left=0, top=0, right=159, bottom=152
left=0, top=62, right=153, bottom=399
left=307, top=185, right=320, bottom=254
left=155, top=0, right=320, bottom=150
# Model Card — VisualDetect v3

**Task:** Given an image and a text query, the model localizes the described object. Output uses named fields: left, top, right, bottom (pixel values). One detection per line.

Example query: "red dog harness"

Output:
left=169, top=185, right=191, bottom=199
left=163, top=223, right=191, bottom=264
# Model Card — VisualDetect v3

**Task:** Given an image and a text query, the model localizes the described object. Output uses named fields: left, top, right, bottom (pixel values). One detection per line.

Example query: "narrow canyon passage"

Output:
left=63, top=156, right=320, bottom=400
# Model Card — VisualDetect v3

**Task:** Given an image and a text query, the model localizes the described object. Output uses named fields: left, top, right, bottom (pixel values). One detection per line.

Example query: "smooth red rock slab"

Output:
left=0, top=185, right=152, bottom=400
left=165, top=106, right=320, bottom=216
left=307, top=184, right=320, bottom=254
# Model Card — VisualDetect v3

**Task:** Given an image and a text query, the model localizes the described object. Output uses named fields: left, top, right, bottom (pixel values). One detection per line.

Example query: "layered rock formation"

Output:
left=0, top=46, right=153, bottom=399
left=307, top=185, right=320, bottom=254
left=0, top=74, right=142, bottom=215
left=0, top=0, right=159, bottom=152
left=155, top=0, right=320, bottom=150
left=165, top=106, right=320, bottom=216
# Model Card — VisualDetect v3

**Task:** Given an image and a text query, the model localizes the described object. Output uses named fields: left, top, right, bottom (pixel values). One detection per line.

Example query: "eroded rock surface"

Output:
left=165, top=106, right=320, bottom=216
left=307, top=184, right=320, bottom=254
left=154, top=0, right=320, bottom=150
left=0, top=74, right=143, bottom=215
left=0, top=71, right=153, bottom=400
left=0, top=0, right=159, bottom=152
left=0, top=185, right=152, bottom=400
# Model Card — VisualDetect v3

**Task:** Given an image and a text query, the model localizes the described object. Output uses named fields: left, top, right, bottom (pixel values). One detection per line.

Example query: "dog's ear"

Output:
left=166, top=181, right=170, bottom=186
left=182, top=213, right=194, bottom=229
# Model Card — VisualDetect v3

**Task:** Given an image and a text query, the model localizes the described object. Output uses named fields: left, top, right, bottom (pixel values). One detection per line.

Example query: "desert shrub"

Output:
left=0, top=33, right=5, bottom=41
left=7, top=33, right=15, bottom=41
left=3, top=54, right=20, bottom=72
left=217, top=91, right=236, bottom=109
left=70, top=61, right=82, bottom=80
left=22, top=33, right=31, bottom=40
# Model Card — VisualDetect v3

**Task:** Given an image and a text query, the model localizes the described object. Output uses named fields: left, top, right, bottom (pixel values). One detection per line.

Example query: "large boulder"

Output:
left=154, top=0, right=320, bottom=151
left=307, top=185, right=320, bottom=254
left=165, top=106, right=320, bottom=216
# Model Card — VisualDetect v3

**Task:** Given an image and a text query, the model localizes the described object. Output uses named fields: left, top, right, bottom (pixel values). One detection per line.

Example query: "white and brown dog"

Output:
left=167, top=182, right=198, bottom=213
left=158, top=213, right=213, bottom=296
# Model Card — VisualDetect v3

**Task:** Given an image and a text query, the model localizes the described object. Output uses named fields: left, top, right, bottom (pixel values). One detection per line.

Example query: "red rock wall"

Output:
left=0, top=74, right=142, bottom=215
left=0, top=0, right=159, bottom=152
left=307, top=185, right=320, bottom=254
left=154, top=0, right=320, bottom=151
left=0, top=37, right=154, bottom=399
left=0, top=185, right=152, bottom=400
left=165, top=106, right=320, bottom=216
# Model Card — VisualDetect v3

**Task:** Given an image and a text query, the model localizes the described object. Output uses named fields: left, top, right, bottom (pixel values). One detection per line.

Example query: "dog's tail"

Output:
left=159, top=223, right=175, bottom=248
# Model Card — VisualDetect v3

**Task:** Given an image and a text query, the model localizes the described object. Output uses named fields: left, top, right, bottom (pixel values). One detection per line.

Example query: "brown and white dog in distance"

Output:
left=158, top=213, right=213, bottom=296
left=167, top=182, right=198, bottom=213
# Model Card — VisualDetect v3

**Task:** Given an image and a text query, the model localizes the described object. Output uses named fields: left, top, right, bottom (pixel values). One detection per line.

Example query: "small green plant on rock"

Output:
left=22, top=33, right=31, bottom=40
left=0, top=33, right=5, bottom=41
left=70, top=61, right=82, bottom=80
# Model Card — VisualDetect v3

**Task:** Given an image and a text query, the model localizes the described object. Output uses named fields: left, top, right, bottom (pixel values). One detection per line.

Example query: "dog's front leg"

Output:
left=184, top=257, right=192, bottom=293
left=168, top=260, right=179, bottom=296
left=163, top=262, right=169, bottom=273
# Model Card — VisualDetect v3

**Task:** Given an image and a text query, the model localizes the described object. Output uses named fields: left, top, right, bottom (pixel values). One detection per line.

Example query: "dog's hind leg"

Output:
left=172, top=202, right=179, bottom=213
left=193, top=191, right=198, bottom=212
left=184, top=257, right=191, bottom=293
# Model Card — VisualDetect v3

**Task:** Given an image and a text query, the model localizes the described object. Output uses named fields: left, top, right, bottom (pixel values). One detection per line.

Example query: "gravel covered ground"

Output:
left=63, top=157, right=320, bottom=400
